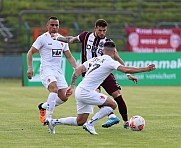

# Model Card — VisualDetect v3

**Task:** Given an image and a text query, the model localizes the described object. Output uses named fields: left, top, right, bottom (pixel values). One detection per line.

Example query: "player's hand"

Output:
left=65, top=87, right=74, bottom=97
left=127, top=74, right=138, bottom=84
left=147, top=64, right=156, bottom=71
left=27, top=68, right=33, bottom=79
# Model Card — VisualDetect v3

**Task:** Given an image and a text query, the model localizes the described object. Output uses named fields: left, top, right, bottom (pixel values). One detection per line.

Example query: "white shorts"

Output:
left=40, top=67, right=68, bottom=89
left=75, top=86, right=107, bottom=114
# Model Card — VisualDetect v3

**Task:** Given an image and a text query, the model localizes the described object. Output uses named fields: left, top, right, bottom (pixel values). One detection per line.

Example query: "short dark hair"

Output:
left=104, top=41, right=116, bottom=48
left=48, top=16, right=58, bottom=21
left=95, top=19, right=108, bottom=27
left=103, top=41, right=116, bottom=53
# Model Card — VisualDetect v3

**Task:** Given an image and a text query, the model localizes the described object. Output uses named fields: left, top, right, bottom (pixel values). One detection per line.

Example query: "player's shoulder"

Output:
left=78, top=31, right=92, bottom=42
left=80, top=31, right=92, bottom=36
left=57, top=33, right=64, bottom=37
left=37, top=32, right=49, bottom=39
left=82, top=31, right=91, bottom=34
left=41, top=32, right=49, bottom=36
left=102, top=55, right=112, bottom=59
left=103, top=55, right=116, bottom=63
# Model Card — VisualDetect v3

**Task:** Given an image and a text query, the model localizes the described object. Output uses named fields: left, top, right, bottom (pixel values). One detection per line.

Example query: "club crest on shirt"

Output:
left=100, top=95, right=105, bottom=99
left=52, top=49, right=62, bottom=57
left=60, top=42, right=63, bottom=47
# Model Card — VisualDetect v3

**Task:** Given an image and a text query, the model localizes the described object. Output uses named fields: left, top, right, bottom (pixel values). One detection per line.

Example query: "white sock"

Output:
left=46, top=92, right=57, bottom=119
left=108, top=114, right=117, bottom=118
left=52, top=117, right=78, bottom=126
left=41, top=96, right=64, bottom=109
left=88, top=106, right=113, bottom=126
left=55, top=96, right=65, bottom=106
left=42, top=102, right=47, bottom=109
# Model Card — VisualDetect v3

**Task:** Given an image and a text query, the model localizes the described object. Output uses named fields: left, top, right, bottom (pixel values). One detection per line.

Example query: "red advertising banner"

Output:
left=125, top=28, right=181, bottom=52
left=33, top=28, right=68, bottom=42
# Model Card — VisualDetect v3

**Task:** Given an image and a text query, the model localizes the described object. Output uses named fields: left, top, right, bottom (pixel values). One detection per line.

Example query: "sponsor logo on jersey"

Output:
left=60, top=43, right=64, bottom=47
left=52, top=49, right=62, bottom=57
left=86, top=44, right=102, bottom=54
left=89, top=40, right=93, bottom=42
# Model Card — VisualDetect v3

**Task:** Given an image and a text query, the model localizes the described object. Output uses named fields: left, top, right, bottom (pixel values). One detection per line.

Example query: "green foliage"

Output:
left=1, top=0, right=181, bottom=53
left=0, top=79, right=181, bottom=148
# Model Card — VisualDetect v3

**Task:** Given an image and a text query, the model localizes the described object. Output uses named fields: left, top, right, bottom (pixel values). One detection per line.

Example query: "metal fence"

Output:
left=1, top=0, right=181, bottom=54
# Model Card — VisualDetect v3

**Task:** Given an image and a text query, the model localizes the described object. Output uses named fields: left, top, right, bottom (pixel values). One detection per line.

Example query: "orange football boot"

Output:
left=38, top=103, right=46, bottom=124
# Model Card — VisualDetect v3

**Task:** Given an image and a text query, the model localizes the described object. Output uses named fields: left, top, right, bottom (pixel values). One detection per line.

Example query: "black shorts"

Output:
left=100, top=73, right=121, bottom=96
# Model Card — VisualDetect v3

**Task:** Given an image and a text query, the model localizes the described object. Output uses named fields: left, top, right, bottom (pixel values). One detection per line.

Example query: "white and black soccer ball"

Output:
left=129, top=115, right=145, bottom=131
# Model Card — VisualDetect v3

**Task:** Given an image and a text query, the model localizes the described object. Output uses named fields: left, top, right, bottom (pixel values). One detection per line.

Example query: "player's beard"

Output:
left=51, top=29, right=58, bottom=34
left=97, top=34, right=105, bottom=39
left=100, top=36, right=105, bottom=39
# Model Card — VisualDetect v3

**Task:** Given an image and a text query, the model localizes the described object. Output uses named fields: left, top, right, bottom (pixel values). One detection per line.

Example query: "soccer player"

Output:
left=47, top=41, right=156, bottom=134
left=52, top=19, right=138, bottom=128
left=27, top=16, right=77, bottom=130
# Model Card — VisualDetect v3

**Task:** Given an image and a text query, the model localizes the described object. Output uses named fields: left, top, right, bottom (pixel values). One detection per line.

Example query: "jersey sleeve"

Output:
left=63, top=42, right=70, bottom=51
left=109, top=58, right=122, bottom=70
left=82, top=59, right=91, bottom=71
left=32, top=36, right=43, bottom=50
left=58, top=34, right=70, bottom=52
left=78, top=31, right=90, bottom=43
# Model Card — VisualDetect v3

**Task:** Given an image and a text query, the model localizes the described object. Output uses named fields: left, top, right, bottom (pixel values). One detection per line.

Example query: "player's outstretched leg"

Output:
left=114, top=95, right=130, bottom=129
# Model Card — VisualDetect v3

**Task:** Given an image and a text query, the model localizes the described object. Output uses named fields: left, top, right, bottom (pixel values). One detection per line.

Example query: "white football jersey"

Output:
left=78, top=55, right=121, bottom=90
left=32, top=32, right=69, bottom=70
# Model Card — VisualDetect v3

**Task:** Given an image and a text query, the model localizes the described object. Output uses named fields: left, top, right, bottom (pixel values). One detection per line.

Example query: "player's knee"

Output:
left=57, top=89, right=68, bottom=102
left=111, top=90, right=121, bottom=98
left=58, top=94, right=68, bottom=102
left=105, top=97, right=117, bottom=110
left=48, top=84, right=58, bottom=93
left=61, top=97, right=68, bottom=102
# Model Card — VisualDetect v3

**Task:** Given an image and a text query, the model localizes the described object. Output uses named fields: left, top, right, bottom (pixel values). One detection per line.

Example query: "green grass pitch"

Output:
left=0, top=79, right=181, bottom=148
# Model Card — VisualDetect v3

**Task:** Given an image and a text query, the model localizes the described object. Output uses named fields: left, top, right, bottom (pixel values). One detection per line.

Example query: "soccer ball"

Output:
left=129, top=115, right=145, bottom=131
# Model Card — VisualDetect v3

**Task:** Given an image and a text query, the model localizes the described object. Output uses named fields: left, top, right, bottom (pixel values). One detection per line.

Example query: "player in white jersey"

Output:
left=52, top=19, right=138, bottom=129
left=47, top=41, right=156, bottom=135
left=27, top=16, right=77, bottom=133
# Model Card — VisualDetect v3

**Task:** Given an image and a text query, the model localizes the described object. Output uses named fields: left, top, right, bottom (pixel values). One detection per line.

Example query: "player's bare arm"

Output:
left=27, top=47, right=39, bottom=79
left=53, top=35, right=80, bottom=44
left=117, top=64, right=156, bottom=74
left=70, top=65, right=86, bottom=87
left=114, top=49, right=125, bottom=65
left=114, top=49, right=136, bottom=80
left=127, top=75, right=138, bottom=84
left=66, top=65, right=86, bottom=97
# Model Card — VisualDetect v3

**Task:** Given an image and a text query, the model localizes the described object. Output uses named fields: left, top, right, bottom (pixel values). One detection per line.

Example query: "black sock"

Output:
left=114, top=95, right=128, bottom=121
